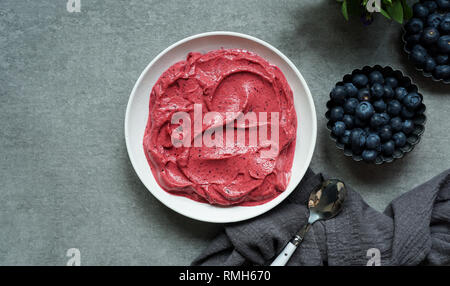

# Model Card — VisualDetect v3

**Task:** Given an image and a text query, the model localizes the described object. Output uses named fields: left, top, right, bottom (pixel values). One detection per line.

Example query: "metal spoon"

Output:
left=270, top=179, right=347, bottom=266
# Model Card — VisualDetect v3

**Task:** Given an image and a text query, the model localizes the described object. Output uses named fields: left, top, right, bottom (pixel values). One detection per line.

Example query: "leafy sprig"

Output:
left=338, top=0, right=412, bottom=24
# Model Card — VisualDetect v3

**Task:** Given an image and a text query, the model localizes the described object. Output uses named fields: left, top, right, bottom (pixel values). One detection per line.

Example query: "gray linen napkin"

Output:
left=191, top=168, right=450, bottom=266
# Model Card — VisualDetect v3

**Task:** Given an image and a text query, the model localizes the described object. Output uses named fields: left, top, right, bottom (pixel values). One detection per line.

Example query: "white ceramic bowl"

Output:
left=125, top=32, right=316, bottom=223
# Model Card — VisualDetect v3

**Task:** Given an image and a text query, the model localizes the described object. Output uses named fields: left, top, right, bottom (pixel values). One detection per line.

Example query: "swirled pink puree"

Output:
left=143, top=49, right=297, bottom=206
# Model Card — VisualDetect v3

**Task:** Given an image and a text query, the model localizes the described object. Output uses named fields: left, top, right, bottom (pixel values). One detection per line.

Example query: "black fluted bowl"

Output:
left=326, top=65, right=426, bottom=164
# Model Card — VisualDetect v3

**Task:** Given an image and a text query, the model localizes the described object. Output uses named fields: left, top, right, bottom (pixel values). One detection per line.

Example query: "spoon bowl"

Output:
left=271, top=179, right=348, bottom=266
left=308, top=179, right=347, bottom=223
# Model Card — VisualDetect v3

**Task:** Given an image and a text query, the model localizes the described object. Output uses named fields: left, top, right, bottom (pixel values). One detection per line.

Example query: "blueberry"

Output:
left=422, top=27, right=440, bottom=45
left=343, top=98, right=359, bottom=114
left=383, top=85, right=394, bottom=99
left=362, top=149, right=378, bottom=162
left=437, top=0, right=450, bottom=9
left=329, top=106, right=345, bottom=122
left=366, top=133, right=381, bottom=150
left=357, top=88, right=371, bottom=101
left=356, top=101, right=375, bottom=121
left=382, top=140, right=395, bottom=156
left=370, top=83, right=384, bottom=99
left=370, top=113, right=384, bottom=128
left=385, top=77, right=398, bottom=88
left=424, top=56, right=437, bottom=72
left=390, top=117, right=403, bottom=132
left=351, top=129, right=366, bottom=154
left=402, top=120, right=415, bottom=134
left=344, top=82, right=358, bottom=97
left=352, top=74, right=369, bottom=88
left=435, top=54, right=449, bottom=65
left=380, top=112, right=391, bottom=126
left=330, top=85, right=347, bottom=104
left=437, top=35, right=450, bottom=54
left=342, top=114, right=354, bottom=129
left=427, top=13, right=443, bottom=28
left=369, top=71, right=384, bottom=84
left=424, top=1, right=438, bottom=13
left=406, top=18, right=424, bottom=34
left=387, top=100, right=402, bottom=116
left=401, top=106, right=415, bottom=119
left=332, top=121, right=346, bottom=137
left=413, top=3, right=429, bottom=18
left=373, top=100, right=386, bottom=113
left=340, top=130, right=352, bottom=145
left=403, top=92, right=422, bottom=110
left=410, top=45, right=428, bottom=67
left=379, top=125, right=393, bottom=141
left=392, top=132, right=407, bottom=147
left=351, top=128, right=363, bottom=140
left=434, top=65, right=450, bottom=79
left=440, top=16, right=450, bottom=33
left=413, top=44, right=428, bottom=54
left=395, top=87, right=408, bottom=101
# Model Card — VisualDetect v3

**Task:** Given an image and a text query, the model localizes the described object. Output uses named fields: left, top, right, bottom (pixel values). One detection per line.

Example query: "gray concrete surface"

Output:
left=0, top=0, right=448, bottom=266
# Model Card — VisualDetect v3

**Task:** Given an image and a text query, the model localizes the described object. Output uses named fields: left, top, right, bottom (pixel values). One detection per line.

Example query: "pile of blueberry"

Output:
left=403, top=0, right=450, bottom=82
left=326, top=66, right=426, bottom=163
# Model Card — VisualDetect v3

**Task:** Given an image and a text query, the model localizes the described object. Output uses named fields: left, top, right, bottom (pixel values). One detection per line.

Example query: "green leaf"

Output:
left=383, top=0, right=393, bottom=5
left=387, top=0, right=404, bottom=24
left=380, top=8, right=392, bottom=19
left=401, top=0, right=413, bottom=20
left=342, top=0, right=349, bottom=21
left=375, top=0, right=391, bottom=19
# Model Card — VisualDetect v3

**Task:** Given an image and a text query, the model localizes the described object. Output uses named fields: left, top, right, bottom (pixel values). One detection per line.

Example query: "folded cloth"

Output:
left=192, top=168, right=450, bottom=266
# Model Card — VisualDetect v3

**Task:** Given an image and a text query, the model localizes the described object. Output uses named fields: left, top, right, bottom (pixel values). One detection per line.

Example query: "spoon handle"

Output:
left=270, top=224, right=311, bottom=266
